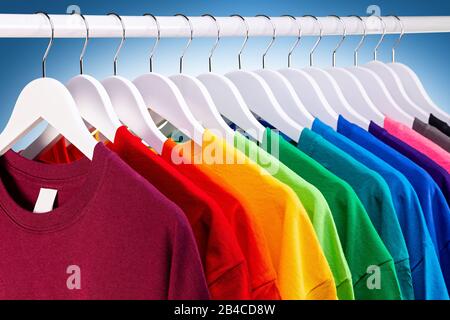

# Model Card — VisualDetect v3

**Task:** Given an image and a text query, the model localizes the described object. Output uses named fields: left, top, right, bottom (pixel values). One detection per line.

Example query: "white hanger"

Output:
left=387, top=16, right=450, bottom=122
left=197, top=14, right=265, bottom=142
left=225, top=15, right=303, bottom=142
left=343, top=15, right=414, bottom=126
left=23, top=13, right=122, bottom=159
left=0, top=12, right=97, bottom=159
left=253, top=15, right=314, bottom=129
left=362, top=16, right=429, bottom=123
left=323, top=15, right=385, bottom=126
left=300, top=15, right=370, bottom=129
left=133, top=15, right=204, bottom=147
left=277, top=16, right=338, bottom=128
left=100, top=13, right=166, bottom=154
left=167, top=14, right=234, bottom=144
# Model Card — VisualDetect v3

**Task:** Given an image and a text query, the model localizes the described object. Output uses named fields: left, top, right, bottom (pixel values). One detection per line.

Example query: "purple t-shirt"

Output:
left=369, top=121, right=450, bottom=207
left=0, top=143, right=209, bottom=300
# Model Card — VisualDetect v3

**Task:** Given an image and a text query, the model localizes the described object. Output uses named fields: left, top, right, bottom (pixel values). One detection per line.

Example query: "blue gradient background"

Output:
left=1, top=0, right=449, bottom=150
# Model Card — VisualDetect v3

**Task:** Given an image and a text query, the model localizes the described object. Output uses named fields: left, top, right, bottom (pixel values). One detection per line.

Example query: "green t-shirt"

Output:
left=264, top=128, right=402, bottom=300
left=311, top=119, right=414, bottom=299
left=298, top=128, right=411, bottom=300
left=234, top=132, right=354, bottom=300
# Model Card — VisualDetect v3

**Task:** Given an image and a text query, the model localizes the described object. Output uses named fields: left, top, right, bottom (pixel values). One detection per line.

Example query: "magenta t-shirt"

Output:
left=0, top=143, right=209, bottom=300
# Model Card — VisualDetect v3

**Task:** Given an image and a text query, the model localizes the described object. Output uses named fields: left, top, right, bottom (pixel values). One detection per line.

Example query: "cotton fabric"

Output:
left=37, top=128, right=254, bottom=300
left=384, top=117, right=450, bottom=172
left=312, top=119, right=414, bottom=300
left=429, top=114, right=450, bottom=137
left=168, top=130, right=338, bottom=300
left=0, top=143, right=209, bottom=299
left=298, top=129, right=403, bottom=299
left=338, top=116, right=450, bottom=299
left=234, top=131, right=349, bottom=300
left=369, top=122, right=450, bottom=206
left=413, top=118, right=450, bottom=152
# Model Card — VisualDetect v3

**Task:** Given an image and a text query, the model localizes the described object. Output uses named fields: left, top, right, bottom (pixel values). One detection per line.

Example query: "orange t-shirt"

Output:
left=165, top=130, right=337, bottom=300
left=162, top=139, right=281, bottom=300
left=37, top=134, right=281, bottom=300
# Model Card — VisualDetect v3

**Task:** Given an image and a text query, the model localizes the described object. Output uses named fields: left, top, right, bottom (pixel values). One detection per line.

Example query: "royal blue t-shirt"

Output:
left=337, top=116, right=450, bottom=298
left=312, top=118, right=445, bottom=300
left=369, top=122, right=450, bottom=206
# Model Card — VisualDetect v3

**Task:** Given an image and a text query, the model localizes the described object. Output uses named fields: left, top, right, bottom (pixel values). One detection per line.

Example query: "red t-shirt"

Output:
left=0, top=143, right=209, bottom=299
left=37, top=127, right=251, bottom=300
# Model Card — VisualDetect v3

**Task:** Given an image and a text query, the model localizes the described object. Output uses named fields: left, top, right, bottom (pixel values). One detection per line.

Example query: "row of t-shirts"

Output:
left=0, top=112, right=448, bottom=300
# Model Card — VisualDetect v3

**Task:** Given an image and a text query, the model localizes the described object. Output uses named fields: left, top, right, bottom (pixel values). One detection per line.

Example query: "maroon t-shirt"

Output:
left=0, top=143, right=209, bottom=300
left=36, top=128, right=253, bottom=300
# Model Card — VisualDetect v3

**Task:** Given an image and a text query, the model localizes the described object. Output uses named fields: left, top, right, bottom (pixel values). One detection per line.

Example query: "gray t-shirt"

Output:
left=413, top=118, right=450, bottom=152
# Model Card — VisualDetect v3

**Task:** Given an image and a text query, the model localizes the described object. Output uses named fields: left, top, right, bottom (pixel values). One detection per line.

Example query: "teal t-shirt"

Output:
left=310, top=119, right=414, bottom=300
left=264, top=128, right=401, bottom=300
left=234, top=131, right=353, bottom=300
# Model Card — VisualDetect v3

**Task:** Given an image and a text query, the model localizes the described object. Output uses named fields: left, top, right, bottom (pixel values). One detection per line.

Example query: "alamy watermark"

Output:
left=168, top=128, right=281, bottom=175
left=66, top=5, right=81, bottom=14
left=66, top=265, right=81, bottom=290
left=366, top=265, right=381, bottom=290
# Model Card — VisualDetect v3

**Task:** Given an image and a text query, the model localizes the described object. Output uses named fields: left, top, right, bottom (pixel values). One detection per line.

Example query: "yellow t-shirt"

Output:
left=166, top=130, right=337, bottom=300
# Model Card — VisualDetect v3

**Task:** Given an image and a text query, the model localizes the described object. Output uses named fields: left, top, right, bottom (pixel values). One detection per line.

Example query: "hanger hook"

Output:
left=72, top=12, right=89, bottom=75
left=328, top=15, right=346, bottom=67
left=391, top=15, right=404, bottom=63
left=282, top=15, right=302, bottom=68
left=372, top=15, right=386, bottom=61
left=230, top=14, right=249, bottom=70
left=255, top=15, right=276, bottom=69
left=348, top=15, right=366, bottom=66
left=107, top=13, right=126, bottom=76
left=36, top=12, right=54, bottom=78
left=175, top=14, right=193, bottom=74
left=202, top=14, right=220, bottom=72
left=303, top=15, right=323, bottom=67
left=143, top=14, right=160, bottom=73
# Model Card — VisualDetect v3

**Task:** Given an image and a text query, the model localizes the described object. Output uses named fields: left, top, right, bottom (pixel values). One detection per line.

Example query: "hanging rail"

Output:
left=0, top=14, right=450, bottom=38
left=0, top=14, right=449, bottom=38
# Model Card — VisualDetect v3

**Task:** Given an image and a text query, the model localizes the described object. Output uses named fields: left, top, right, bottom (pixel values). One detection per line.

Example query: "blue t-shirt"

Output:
left=298, top=127, right=410, bottom=300
left=369, top=121, right=450, bottom=206
left=312, top=118, right=444, bottom=300
left=337, top=116, right=450, bottom=298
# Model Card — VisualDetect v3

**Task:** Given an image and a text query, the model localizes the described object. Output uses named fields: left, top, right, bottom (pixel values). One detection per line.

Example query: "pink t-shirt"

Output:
left=0, top=143, right=209, bottom=300
left=384, top=117, right=450, bottom=173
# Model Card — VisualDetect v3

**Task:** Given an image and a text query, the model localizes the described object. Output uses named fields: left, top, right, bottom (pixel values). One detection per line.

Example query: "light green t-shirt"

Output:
left=234, top=132, right=354, bottom=300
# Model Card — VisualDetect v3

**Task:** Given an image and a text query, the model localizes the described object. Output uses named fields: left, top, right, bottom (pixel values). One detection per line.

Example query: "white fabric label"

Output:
left=33, top=188, right=58, bottom=214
